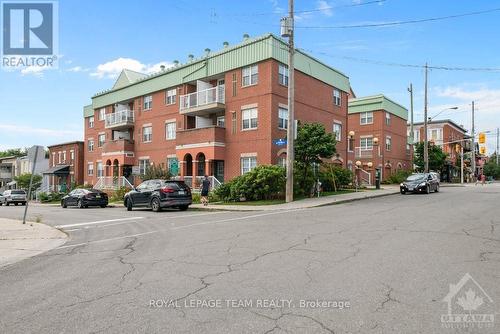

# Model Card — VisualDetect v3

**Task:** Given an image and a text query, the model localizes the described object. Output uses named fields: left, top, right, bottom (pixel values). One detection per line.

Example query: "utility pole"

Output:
left=408, top=83, right=414, bottom=144
left=284, top=0, right=295, bottom=203
left=423, top=63, right=429, bottom=173
left=461, top=144, right=464, bottom=184
left=471, top=101, right=475, bottom=179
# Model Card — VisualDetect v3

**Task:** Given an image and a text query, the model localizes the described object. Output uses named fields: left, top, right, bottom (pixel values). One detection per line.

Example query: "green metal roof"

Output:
left=348, top=94, right=408, bottom=120
left=113, top=69, right=147, bottom=90
left=83, top=104, right=93, bottom=118
left=85, top=33, right=350, bottom=116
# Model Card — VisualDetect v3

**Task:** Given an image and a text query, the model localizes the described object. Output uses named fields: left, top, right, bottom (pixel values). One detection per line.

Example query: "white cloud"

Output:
left=66, top=66, right=89, bottom=73
left=90, top=58, right=174, bottom=79
left=20, top=66, right=48, bottom=77
left=316, top=0, right=333, bottom=16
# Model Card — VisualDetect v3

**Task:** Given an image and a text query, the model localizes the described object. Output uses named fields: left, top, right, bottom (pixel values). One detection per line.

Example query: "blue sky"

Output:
left=1, top=0, right=500, bottom=153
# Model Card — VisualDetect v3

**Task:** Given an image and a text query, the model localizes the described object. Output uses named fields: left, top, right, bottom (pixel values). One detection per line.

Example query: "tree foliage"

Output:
left=483, top=160, right=500, bottom=179
left=413, top=142, right=448, bottom=172
left=141, top=163, right=172, bottom=181
left=13, top=173, right=42, bottom=193
left=0, top=148, right=26, bottom=158
left=319, top=164, right=353, bottom=192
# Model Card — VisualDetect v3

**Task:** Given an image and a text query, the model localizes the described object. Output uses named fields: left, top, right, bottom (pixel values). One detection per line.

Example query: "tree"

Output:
left=294, top=123, right=337, bottom=195
left=0, top=148, right=26, bottom=158
left=413, top=142, right=448, bottom=172
left=483, top=160, right=500, bottom=179
left=13, top=173, right=42, bottom=193
left=141, top=163, right=171, bottom=181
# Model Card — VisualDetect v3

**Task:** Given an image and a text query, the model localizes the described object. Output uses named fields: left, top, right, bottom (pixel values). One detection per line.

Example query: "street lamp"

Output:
left=348, top=131, right=355, bottom=152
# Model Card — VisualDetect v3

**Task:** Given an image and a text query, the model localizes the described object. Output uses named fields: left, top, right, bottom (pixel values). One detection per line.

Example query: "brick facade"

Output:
left=46, top=141, right=84, bottom=191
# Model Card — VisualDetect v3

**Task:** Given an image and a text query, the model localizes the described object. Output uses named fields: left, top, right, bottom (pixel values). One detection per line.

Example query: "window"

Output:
left=52, top=153, right=55, bottom=166
left=166, top=89, right=176, bottom=105
left=88, top=140, right=94, bottom=152
left=278, top=64, right=289, bottom=86
left=333, top=89, right=341, bottom=106
left=143, top=126, right=153, bottom=142
left=89, top=116, right=94, bottom=128
left=139, top=159, right=150, bottom=175
left=241, top=156, right=257, bottom=174
left=96, top=162, right=103, bottom=177
left=231, top=112, right=237, bottom=134
left=413, top=129, right=420, bottom=142
left=386, top=136, right=392, bottom=151
left=62, top=151, right=66, bottom=163
left=385, top=112, right=391, bottom=125
left=87, top=163, right=94, bottom=176
left=217, top=116, right=225, bottom=128
left=70, top=151, right=75, bottom=162
left=165, top=122, right=176, bottom=140
left=58, top=152, right=62, bottom=164
left=428, top=128, right=443, bottom=142
left=99, top=108, right=105, bottom=121
left=143, top=95, right=152, bottom=110
left=360, top=137, right=373, bottom=150
left=98, top=134, right=105, bottom=147
left=232, top=73, right=237, bottom=97
left=277, top=155, right=287, bottom=168
left=242, top=65, right=258, bottom=86
left=333, top=122, right=342, bottom=141
left=360, top=111, right=373, bottom=125
left=242, top=108, right=258, bottom=130
left=406, top=144, right=411, bottom=155
left=278, top=107, right=288, bottom=129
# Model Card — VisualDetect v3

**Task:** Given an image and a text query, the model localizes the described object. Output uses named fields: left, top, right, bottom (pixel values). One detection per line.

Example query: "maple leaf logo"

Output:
left=456, top=288, right=484, bottom=312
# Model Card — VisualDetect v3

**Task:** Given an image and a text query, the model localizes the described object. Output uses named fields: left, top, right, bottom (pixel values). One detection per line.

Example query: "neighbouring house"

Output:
left=43, top=141, right=84, bottom=192
left=410, top=119, right=468, bottom=182
left=0, top=156, right=18, bottom=191
left=348, top=94, right=412, bottom=183
left=82, top=33, right=352, bottom=189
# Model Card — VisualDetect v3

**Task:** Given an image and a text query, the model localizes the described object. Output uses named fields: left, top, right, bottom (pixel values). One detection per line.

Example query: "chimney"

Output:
left=188, top=54, right=194, bottom=62
left=223, top=41, right=229, bottom=48
left=243, top=33, right=250, bottom=41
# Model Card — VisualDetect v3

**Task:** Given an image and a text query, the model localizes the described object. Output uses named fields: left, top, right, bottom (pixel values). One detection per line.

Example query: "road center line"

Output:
left=55, top=217, right=145, bottom=229
left=55, top=231, right=158, bottom=249
left=171, top=209, right=303, bottom=230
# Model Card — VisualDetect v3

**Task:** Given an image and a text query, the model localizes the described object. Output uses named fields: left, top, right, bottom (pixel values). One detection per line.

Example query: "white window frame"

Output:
left=217, top=116, right=225, bottom=128
left=333, top=89, right=341, bottom=106
left=241, top=156, right=257, bottom=174
left=166, top=89, right=176, bottom=105
left=333, top=122, right=342, bottom=141
left=386, top=136, right=392, bottom=151
left=165, top=122, right=176, bottom=140
left=360, top=137, right=373, bottom=150
left=89, top=116, right=94, bottom=128
left=143, top=95, right=152, bottom=110
left=87, top=163, right=94, bottom=176
left=428, top=128, right=443, bottom=142
left=242, top=65, right=258, bottom=87
left=98, top=134, right=105, bottom=147
left=360, top=111, right=373, bottom=125
left=385, top=112, right=391, bottom=125
left=99, top=108, right=105, bottom=121
left=278, top=64, right=289, bottom=86
left=277, top=155, right=287, bottom=168
left=278, top=107, right=288, bottom=129
left=88, top=140, right=94, bottom=152
left=242, top=108, right=258, bottom=130
left=143, top=126, right=153, bottom=142
left=62, top=151, right=66, bottom=163
left=96, top=162, right=103, bottom=177
left=413, top=129, right=420, bottom=142
left=139, top=159, right=150, bottom=175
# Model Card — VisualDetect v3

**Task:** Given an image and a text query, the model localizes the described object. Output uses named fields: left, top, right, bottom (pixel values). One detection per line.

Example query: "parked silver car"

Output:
left=0, top=189, right=27, bottom=206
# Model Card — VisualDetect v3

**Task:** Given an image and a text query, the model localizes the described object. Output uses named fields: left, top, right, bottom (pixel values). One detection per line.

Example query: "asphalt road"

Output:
left=0, top=185, right=499, bottom=333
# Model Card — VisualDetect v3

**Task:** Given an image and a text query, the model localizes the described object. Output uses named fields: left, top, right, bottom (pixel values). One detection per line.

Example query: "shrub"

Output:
left=319, top=164, right=353, bottom=192
left=110, top=186, right=130, bottom=202
left=384, top=170, right=412, bottom=184
left=141, top=163, right=171, bottom=181
left=215, top=165, right=286, bottom=202
left=75, top=183, right=94, bottom=189
left=38, top=192, right=64, bottom=203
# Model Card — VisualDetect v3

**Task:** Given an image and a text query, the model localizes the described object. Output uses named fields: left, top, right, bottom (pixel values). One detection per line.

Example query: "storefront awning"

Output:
left=43, top=165, right=70, bottom=175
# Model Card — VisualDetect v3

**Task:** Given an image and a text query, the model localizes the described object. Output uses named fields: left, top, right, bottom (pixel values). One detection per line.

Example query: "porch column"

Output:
left=205, top=159, right=211, bottom=176
left=179, top=161, right=185, bottom=178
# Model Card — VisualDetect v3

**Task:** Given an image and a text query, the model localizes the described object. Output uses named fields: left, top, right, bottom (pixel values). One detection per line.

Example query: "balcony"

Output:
left=179, top=85, right=225, bottom=116
left=105, top=110, right=135, bottom=129
left=102, top=139, right=135, bottom=153
left=355, top=147, right=373, bottom=159
left=176, top=126, right=225, bottom=147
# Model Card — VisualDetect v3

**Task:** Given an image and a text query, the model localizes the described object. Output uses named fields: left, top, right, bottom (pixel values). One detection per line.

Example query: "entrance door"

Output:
left=214, top=160, right=224, bottom=183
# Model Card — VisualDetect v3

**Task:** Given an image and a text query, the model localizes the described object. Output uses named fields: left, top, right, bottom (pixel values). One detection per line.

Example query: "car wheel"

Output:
left=100, top=205, right=106, bottom=208
left=151, top=198, right=161, bottom=212
left=126, top=198, right=133, bottom=211
left=21, top=202, right=26, bottom=206
left=179, top=205, right=189, bottom=211
left=0, top=202, right=3, bottom=206
left=426, top=185, right=430, bottom=194
left=61, top=200, right=67, bottom=208
left=6, top=202, right=9, bottom=206
left=14, top=203, right=18, bottom=206
left=77, top=199, right=84, bottom=209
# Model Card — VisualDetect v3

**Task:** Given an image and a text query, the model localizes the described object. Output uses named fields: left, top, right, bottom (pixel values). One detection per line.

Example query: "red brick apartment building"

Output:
left=347, top=95, right=411, bottom=182
left=43, top=141, right=84, bottom=192
left=82, top=33, right=351, bottom=188
left=410, top=119, right=468, bottom=181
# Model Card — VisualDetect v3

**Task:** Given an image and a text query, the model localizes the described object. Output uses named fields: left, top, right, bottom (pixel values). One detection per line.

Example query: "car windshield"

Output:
left=406, top=174, right=425, bottom=182
left=12, top=190, right=26, bottom=194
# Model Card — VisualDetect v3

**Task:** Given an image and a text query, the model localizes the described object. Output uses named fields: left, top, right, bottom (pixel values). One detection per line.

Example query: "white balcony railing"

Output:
left=180, top=85, right=225, bottom=111
left=105, top=110, right=134, bottom=128
left=355, top=147, right=373, bottom=159
left=94, top=176, right=134, bottom=190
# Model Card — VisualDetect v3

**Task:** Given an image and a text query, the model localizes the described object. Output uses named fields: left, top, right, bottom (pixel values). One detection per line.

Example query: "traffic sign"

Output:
left=273, top=138, right=287, bottom=146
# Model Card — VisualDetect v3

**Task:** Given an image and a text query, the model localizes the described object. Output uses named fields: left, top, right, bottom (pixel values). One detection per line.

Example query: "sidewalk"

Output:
left=191, top=185, right=400, bottom=211
left=0, top=218, right=67, bottom=268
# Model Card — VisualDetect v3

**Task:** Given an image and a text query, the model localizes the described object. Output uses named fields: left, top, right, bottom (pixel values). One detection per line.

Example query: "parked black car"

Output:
left=61, top=189, right=108, bottom=208
left=400, top=173, right=440, bottom=194
left=124, top=179, right=192, bottom=212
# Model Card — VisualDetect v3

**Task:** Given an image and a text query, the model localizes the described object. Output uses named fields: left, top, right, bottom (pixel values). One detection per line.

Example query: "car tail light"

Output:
left=161, top=187, right=175, bottom=194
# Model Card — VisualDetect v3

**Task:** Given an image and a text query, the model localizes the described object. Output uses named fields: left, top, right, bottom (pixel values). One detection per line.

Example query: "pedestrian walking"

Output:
left=200, top=175, right=211, bottom=206
left=481, top=173, right=486, bottom=185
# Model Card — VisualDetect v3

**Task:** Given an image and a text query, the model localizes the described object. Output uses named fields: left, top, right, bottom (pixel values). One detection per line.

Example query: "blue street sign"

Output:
left=273, top=138, right=287, bottom=146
